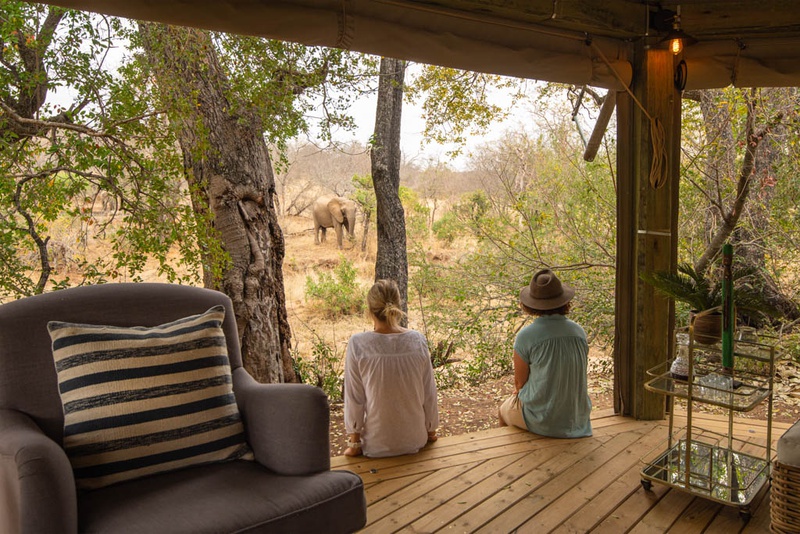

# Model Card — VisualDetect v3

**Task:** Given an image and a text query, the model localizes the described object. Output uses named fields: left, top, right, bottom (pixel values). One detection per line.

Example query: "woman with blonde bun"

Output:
left=343, top=279, right=439, bottom=457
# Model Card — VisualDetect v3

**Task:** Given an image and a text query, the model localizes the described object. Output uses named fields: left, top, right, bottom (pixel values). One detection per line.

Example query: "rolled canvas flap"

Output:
left=39, top=0, right=631, bottom=89
left=37, top=0, right=800, bottom=88
left=685, top=37, right=800, bottom=89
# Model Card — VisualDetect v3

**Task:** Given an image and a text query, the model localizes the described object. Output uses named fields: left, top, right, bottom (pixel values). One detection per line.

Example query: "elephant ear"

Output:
left=328, top=198, right=345, bottom=224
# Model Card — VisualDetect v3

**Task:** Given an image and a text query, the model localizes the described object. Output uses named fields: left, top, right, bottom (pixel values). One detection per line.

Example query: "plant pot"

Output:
left=690, top=309, right=722, bottom=345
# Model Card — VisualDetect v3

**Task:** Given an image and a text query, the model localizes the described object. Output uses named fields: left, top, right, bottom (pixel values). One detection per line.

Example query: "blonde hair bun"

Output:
left=367, top=279, right=406, bottom=329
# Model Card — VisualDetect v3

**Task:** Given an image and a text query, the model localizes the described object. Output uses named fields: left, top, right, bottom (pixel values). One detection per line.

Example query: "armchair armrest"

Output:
left=233, top=368, right=331, bottom=475
left=0, top=409, right=77, bottom=534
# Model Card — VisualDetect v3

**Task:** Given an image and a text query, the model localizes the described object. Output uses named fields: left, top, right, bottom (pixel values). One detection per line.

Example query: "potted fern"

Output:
left=640, top=263, right=781, bottom=344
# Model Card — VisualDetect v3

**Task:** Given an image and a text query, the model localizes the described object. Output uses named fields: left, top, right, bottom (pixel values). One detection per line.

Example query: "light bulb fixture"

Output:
left=668, top=26, right=684, bottom=55
left=659, top=6, right=697, bottom=55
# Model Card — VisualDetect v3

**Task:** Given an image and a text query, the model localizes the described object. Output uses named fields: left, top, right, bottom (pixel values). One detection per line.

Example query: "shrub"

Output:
left=432, top=211, right=461, bottom=244
left=434, top=364, right=462, bottom=390
left=409, top=245, right=516, bottom=388
left=304, top=256, right=366, bottom=317
left=400, top=186, right=430, bottom=240
left=293, top=335, right=344, bottom=402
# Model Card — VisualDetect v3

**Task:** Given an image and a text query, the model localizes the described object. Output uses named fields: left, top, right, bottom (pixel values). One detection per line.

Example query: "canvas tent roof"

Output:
left=32, top=0, right=800, bottom=420
left=36, top=0, right=800, bottom=89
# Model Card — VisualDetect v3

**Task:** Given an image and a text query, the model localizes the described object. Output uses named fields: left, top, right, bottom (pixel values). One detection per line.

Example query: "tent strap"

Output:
left=591, top=42, right=668, bottom=189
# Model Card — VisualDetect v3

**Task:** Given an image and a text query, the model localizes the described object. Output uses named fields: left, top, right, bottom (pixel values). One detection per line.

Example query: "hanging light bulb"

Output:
left=669, top=25, right=684, bottom=55
left=660, top=6, right=697, bottom=55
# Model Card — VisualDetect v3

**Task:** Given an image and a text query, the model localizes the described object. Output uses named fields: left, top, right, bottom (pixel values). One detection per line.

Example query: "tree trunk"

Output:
left=733, top=89, right=798, bottom=323
left=139, top=24, right=295, bottom=383
left=693, top=92, right=757, bottom=275
left=687, top=88, right=798, bottom=323
left=361, top=210, right=371, bottom=253
left=371, top=57, right=408, bottom=317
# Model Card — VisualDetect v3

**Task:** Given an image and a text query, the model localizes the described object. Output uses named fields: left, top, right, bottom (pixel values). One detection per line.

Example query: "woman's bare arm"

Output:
left=513, top=350, right=529, bottom=393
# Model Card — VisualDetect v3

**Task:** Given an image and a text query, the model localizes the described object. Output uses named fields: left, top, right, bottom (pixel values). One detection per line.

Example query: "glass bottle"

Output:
left=670, top=332, right=690, bottom=381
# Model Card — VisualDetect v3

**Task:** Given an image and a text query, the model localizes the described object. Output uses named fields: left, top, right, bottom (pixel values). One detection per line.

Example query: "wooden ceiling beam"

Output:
left=405, top=0, right=800, bottom=42
left=401, top=0, right=647, bottom=38
left=661, top=2, right=800, bottom=40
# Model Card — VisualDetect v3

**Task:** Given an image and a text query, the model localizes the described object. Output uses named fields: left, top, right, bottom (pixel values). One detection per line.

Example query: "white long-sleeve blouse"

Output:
left=344, top=329, right=439, bottom=457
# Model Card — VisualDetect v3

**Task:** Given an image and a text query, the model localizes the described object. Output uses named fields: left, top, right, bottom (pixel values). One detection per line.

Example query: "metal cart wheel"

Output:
left=738, top=507, right=751, bottom=523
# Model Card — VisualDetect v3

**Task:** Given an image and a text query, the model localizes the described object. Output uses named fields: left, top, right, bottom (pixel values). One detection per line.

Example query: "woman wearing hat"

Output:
left=498, top=269, right=592, bottom=438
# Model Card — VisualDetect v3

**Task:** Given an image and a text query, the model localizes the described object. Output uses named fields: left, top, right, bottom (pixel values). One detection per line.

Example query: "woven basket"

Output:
left=771, top=461, right=800, bottom=533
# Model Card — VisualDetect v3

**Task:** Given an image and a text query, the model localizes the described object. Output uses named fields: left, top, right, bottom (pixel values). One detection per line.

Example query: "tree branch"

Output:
left=694, top=89, right=785, bottom=275
left=14, top=175, right=52, bottom=294
left=1, top=99, right=103, bottom=137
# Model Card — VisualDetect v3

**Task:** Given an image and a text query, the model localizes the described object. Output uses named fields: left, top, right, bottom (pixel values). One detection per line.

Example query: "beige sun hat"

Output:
left=519, top=269, right=575, bottom=310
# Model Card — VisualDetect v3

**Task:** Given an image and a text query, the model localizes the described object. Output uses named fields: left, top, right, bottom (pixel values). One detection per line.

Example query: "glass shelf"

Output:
left=641, top=432, right=769, bottom=507
left=644, top=361, right=771, bottom=411
left=640, top=328, right=776, bottom=520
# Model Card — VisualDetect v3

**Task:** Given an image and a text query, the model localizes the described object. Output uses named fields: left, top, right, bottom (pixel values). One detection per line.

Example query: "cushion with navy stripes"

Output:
left=48, top=305, right=253, bottom=490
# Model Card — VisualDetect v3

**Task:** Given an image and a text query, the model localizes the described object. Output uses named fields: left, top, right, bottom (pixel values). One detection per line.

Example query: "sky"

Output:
left=325, top=79, right=532, bottom=172
left=52, top=26, right=533, bottom=172
left=330, top=93, right=466, bottom=168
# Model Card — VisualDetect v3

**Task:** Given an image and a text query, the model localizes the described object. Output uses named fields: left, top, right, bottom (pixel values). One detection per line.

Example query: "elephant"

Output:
left=312, top=195, right=357, bottom=249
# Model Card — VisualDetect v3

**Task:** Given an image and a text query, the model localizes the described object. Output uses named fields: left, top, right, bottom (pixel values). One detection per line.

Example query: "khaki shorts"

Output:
left=499, top=393, right=527, bottom=430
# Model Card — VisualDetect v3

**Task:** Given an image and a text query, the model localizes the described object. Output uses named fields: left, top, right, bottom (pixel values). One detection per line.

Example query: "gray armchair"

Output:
left=0, top=283, right=366, bottom=533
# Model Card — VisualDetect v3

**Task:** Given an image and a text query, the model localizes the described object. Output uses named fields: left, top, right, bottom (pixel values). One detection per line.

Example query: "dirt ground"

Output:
left=327, top=374, right=616, bottom=457
left=327, top=366, right=800, bottom=457
left=64, top=211, right=798, bottom=458
left=278, top=214, right=800, bottom=457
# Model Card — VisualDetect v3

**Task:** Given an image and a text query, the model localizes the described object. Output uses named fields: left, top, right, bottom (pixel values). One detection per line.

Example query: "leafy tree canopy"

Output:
left=0, top=2, right=376, bottom=300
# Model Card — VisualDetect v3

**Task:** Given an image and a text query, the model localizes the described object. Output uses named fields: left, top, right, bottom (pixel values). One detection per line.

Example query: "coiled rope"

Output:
left=591, top=42, right=669, bottom=189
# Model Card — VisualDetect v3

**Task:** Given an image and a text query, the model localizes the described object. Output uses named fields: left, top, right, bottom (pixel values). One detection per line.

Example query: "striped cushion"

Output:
left=48, top=305, right=253, bottom=490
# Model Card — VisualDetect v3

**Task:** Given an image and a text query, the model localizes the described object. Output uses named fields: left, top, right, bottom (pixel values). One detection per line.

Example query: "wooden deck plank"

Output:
left=338, top=419, right=639, bottom=486
left=550, top=449, right=662, bottom=534
left=472, top=429, right=652, bottom=533
left=515, top=422, right=666, bottom=533
left=624, top=488, right=695, bottom=533
left=362, top=471, right=428, bottom=506
left=365, top=462, right=480, bottom=524
left=332, top=408, right=646, bottom=471
left=670, top=410, right=785, bottom=444
left=406, top=447, right=562, bottom=532
left=330, top=426, right=527, bottom=470
left=666, top=497, right=722, bottom=533
left=330, top=411, right=788, bottom=533
left=334, top=428, right=542, bottom=473
left=352, top=438, right=566, bottom=485
left=741, top=489, right=771, bottom=534
left=589, top=481, right=672, bottom=533
left=407, top=449, right=565, bottom=533
left=465, top=437, right=614, bottom=533
left=703, top=482, right=769, bottom=534
left=703, top=505, right=749, bottom=534
left=508, top=428, right=664, bottom=534
left=362, top=453, right=529, bottom=533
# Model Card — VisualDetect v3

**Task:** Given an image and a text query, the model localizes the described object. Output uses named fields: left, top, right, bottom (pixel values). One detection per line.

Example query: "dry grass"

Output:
left=280, top=214, right=622, bottom=455
left=37, top=211, right=800, bottom=458
left=282, top=214, right=378, bottom=361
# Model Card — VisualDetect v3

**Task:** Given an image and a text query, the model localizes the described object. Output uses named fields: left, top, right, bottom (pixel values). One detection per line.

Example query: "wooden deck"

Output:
left=332, top=409, right=792, bottom=533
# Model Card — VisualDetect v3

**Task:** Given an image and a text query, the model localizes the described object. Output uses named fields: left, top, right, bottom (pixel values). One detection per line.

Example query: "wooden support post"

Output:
left=614, top=43, right=681, bottom=420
